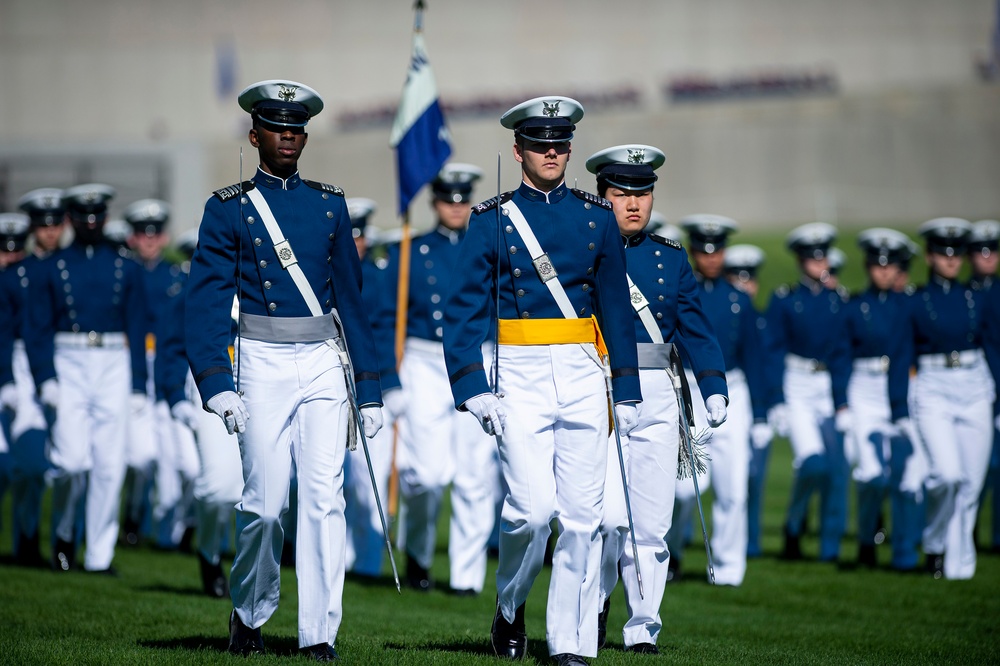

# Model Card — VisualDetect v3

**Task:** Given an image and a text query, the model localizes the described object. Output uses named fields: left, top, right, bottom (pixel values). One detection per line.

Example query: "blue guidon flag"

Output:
left=390, top=31, right=452, bottom=215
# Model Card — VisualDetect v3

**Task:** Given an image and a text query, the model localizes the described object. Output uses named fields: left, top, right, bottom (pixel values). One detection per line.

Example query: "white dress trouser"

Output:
left=344, top=403, right=393, bottom=577
left=397, top=338, right=499, bottom=591
left=229, top=338, right=349, bottom=649
left=670, top=369, right=750, bottom=586
left=847, top=371, right=892, bottom=484
left=784, top=367, right=835, bottom=465
left=191, top=391, right=243, bottom=565
left=125, top=350, right=158, bottom=470
left=599, top=368, right=679, bottom=648
left=49, top=345, right=130, bottom=571
left=155, top=400, right=201, bottom=546
left=495, top=343, right=607, bottom=658
left=913, top=358, right=995, bottom=580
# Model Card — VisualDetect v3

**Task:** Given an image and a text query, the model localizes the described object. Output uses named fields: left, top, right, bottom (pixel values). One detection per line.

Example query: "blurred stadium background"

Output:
left=1, top=0, right=998, bottom=235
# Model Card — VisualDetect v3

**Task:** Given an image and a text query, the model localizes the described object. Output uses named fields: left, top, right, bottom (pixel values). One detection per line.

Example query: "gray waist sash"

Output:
left=637, top=342, right=676, bottom=369
left=239, top=312, right=339, bottom=343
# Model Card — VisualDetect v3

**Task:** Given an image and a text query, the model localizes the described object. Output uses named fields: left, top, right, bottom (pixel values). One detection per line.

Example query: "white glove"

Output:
left=206, top=391, right=250, bottom=435
left=39, top=379, right=59, bottom=410
left=381, top=388, right=407, bottom=422
left=834, top=408, right=853, bottom=433
left=768, top=403, right=790, bottom=438
left=171, top=400, right=199, bottom=431
left=465, top=393, right=507, bottom=437
left=130, top=392, right=149, bottom=416
left=751, top=422, right=773, bottom=449
left=894, top=417, right=921, bottom=447
left=0, top=382, right=17, bottom=413
left=614, top=403, right=639, bottom=436
left=705, top=394, right=728, bottom=428
left=360, top=405, right=383, bottom=438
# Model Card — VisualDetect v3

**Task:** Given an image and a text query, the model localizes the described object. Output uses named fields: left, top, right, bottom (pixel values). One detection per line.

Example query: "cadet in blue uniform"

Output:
left=24, top=183, right=147, bottom=574
left=124, top=199, right=199, bottom=550
left=184, top=80, right=383, bottom=660
left=343, top=196, right=402, bottom=579
left=585, top=148, right=728, bottom=654
left=5, top=189, right=67, bottom=566
left=0, top=213, right=41, bottom=565
left=905, top=218, right=999, bottom=579
left=968, top=220, right=999, bottom=552
left=386, top=163, right=500, bottom=595
left=765, top=223, right=852, bottom=562
left=156, top=235, right=242, bottom=598
left=443, top=97, right=641, bottom=666
left=844, top=228, right=924, bottom=570
left=666, top=214, right=765, bottom=587
left=722, top=244, right=776, bottom=557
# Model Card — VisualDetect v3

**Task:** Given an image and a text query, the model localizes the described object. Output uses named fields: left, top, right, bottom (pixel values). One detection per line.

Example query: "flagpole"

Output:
left=388, top=0, right=426, bottom=524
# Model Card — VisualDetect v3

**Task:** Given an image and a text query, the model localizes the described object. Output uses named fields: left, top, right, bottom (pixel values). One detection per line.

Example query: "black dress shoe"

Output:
left=228, top=609, right=264, bottom=656
left=86, top=566, right=119, bottom=577
left=857, top=544, right=877, bottom=568
left=122, top=519, right=140, bottom=547
left=53, top=539, right=75, bottom=572
left=781, top=527, right=803, bottom=561
left=551, top=653, right=588, bottom=665
left=199, top=552, right=229, bottom=598
left=490, top=600, right=526, bottom=659
left=625, top=642, right=660, bottom=655
left=666, top=556, right=682, bottom=582
left=597, top=596, right=610, bottom=649
left=405, top=556, right=432, bottom=592
left=300, top=643, right=340, bottom=661
left=449, top=587, right=477, bottom=597
left=14, top=532, right=45, bottom=568
left=925, top=553, right=944, bottom=579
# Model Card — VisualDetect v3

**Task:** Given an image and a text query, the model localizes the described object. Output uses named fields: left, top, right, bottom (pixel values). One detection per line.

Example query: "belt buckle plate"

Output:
left=812, top=359, right=827, bottom=372
left=945, top=351, right=961, bottom=368
left=532, top=253, right=558, bottom=283
left=86, top=331, right=102, bottom=347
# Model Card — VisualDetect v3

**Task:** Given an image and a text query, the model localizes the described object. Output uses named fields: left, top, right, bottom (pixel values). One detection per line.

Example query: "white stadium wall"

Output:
left=1, top=0, right=998, bottom=233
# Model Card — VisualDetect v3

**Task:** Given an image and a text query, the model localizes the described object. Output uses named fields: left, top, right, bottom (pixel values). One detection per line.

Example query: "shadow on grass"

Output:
left=136, top=583, right=223, bottom=598
left=344, top=571, right=409, bottom=591
left=383, top=636, right=549, bottom=660
left=140, top=634, right=302, bottom=657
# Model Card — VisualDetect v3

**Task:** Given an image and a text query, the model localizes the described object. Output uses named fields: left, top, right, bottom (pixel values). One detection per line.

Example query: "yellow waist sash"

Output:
left=497, top=316, right=608, bottom=360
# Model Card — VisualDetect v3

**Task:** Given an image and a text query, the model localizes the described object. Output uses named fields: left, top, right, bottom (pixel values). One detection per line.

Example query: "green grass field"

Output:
left=2, top=223, right=997, bottom=665
left=1, top=433, right=998, bottom=665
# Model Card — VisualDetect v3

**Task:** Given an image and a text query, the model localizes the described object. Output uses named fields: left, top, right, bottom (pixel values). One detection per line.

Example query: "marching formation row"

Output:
left=1, top=82, right=998, bottom=664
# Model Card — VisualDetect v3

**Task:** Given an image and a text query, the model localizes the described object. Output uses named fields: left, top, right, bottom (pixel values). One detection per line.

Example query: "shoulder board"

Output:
left=775, top=284, right=791, bottom=298
left=648, top=233, right=682, bottom=250
left=571, top=189, right=612, bottom=210
left=303, top=180, right=344, bottom=196
left=213, top=181, right=255, bottom=202
left=471, top=191, right=514, bottom=215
